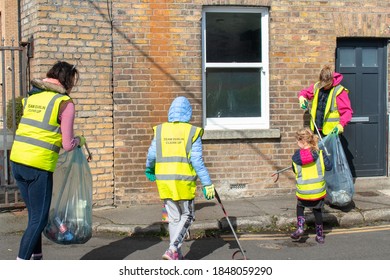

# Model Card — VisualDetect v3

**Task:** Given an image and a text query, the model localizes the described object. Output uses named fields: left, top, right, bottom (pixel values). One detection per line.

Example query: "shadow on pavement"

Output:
left=184, top=237, right=227, bottom=260
left=184, top=216, right=240, bottom=260
left=80, top=223, right=165, bottom=260
left=195, top=201, right=216, bottom=211
left=80, top=235, right=163, bottom=260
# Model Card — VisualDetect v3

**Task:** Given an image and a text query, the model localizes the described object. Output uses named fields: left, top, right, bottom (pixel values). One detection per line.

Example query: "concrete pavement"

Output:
left=1, top=178, right=390, bottom=237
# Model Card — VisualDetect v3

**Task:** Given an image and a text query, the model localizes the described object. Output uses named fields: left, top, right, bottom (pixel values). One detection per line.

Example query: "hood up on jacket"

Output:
left=331, top=72, right=343, bottom=87
left=168, top=96, right=192, bottom=123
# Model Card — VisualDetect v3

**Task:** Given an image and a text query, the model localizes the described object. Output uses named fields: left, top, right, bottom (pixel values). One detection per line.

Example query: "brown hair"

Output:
left=295, top=127, right=319, bottom=151
left=46, top=61, right=79, bottom=93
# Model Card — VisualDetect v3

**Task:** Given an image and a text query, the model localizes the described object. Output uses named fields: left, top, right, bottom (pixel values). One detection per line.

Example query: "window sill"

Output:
left=202, top=129, right=281, bottom=140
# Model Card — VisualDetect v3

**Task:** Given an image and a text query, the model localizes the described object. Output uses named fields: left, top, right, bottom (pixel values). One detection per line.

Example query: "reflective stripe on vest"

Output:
left=294, top=150, right=327, bottom=200
left=311, top=83, right=347, bottom=134
left=154, top=122, right=203, bottom=200
left=15, top=93, right=65, bottom=152
left=13, top=135, right=61, bottom=153
left=10, top=91, right=70, bottom=172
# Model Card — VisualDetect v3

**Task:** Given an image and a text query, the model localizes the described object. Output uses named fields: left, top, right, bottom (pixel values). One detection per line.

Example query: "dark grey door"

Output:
left=336, top=38, right=387, bottom=177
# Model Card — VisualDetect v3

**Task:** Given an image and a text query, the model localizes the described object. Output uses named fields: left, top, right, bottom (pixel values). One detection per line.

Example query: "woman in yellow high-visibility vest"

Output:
left=10, top=61, right=86, bottom=260
left=145, top=96, right=214, bottom=260
left=290, top=128, right=332, bottom=244
left=298, top=65, right=353, bottom=136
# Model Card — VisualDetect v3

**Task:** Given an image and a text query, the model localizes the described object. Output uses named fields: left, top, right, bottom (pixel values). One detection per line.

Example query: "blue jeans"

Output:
left=11, top=162, right=53, bottom=260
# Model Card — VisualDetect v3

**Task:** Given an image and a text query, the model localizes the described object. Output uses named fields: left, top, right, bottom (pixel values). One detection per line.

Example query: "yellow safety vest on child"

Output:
left=154, top=122, right=203, bottom=201
left=293, top=150, right=327, bottom=200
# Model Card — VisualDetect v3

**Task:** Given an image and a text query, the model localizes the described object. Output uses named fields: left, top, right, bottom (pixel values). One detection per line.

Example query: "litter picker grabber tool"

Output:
left=305, top=105, right=330, bottom=156
left=84, top=142, right=93, bottom=162
left=214, top=189, right=248, bottom=260
left=271, top=166, right=292, bottom=182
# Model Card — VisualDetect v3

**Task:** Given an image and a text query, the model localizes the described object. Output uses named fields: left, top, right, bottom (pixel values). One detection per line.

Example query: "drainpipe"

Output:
left=17, top=0, right=22, bottom=97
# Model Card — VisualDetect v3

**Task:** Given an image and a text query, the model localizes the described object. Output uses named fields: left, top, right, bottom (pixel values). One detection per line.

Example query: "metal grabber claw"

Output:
left=271, top=166, right=293, bottom=182
left=84, top=142, right=92, bottom=162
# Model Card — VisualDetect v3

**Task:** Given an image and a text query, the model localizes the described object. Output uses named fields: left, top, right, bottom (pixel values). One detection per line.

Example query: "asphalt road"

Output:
left=1, top=224, right=389, bottom=260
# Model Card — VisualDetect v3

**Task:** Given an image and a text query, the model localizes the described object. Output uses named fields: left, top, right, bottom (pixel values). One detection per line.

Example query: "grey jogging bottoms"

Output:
left=164, top=199, right=195, bottom=251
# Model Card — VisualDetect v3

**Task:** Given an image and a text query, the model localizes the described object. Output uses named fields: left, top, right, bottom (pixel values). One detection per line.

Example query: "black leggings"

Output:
left=297, top=205, right=323, bottom=225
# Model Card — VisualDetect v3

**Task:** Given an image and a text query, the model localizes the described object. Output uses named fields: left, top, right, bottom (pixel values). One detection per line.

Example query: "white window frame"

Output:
left=202, top=6, right=269, bottom=130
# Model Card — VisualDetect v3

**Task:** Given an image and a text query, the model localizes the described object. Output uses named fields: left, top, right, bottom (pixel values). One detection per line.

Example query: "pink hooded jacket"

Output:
left=298, top=72, right=353, bottom=127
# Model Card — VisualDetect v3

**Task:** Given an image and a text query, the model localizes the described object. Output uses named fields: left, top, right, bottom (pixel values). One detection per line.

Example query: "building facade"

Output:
left=0, top=0, right=21, bottom=116
left=11, top=0, right=390, bottom=207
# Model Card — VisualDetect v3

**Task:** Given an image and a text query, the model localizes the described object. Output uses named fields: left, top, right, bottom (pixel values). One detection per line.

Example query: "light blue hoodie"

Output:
left=146, top=96, right=212, bottom=187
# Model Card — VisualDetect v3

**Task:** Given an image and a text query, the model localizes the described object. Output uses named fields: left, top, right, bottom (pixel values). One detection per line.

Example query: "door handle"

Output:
left=350, top=116, right=369, bottom=123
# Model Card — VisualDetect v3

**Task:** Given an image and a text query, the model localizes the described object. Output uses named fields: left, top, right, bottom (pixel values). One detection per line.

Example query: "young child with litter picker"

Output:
left=145, top=96, right=215, bottom=260
left=290, top=127, right=332, bottom=244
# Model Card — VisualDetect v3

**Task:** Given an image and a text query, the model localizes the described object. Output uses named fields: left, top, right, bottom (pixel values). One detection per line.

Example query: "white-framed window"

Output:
left=202, top=6, right=269, bottom=130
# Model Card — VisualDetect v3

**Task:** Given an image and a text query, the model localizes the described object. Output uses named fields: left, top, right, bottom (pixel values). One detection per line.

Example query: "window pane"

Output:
left=339, top=48, right=356, bottom=67
left=206, top=13, right=261, bottom=63
left=362, top=48, right=378, bottom=67
left=206, top=68, right=261, bottom=118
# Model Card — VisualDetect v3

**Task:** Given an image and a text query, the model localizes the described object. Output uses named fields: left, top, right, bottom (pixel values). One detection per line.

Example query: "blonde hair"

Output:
left=318, top=65, right=333, bottom=88
left=295, top=127, right=319, bottom=151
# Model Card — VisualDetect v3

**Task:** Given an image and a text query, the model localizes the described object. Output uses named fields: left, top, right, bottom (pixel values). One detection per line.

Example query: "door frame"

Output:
left=335, top=38, right=388, bottom=177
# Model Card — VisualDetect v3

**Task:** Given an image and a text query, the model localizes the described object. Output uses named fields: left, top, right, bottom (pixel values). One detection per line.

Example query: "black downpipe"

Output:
left=17, top=0, right=23, bottom=97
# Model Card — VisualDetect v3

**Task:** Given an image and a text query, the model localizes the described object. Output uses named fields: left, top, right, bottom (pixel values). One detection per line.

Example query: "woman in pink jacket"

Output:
left=298, top=65, right=353, bottom=136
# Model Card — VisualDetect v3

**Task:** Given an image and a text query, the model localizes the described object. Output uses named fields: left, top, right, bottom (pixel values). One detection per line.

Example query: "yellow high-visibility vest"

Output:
left=293, top=150, right=327, bottom=201
left=154, top=122, right=203, bottom=201
left=310, top=83, right=348, bottom=135
left=10, top=91, right=71, bottom=172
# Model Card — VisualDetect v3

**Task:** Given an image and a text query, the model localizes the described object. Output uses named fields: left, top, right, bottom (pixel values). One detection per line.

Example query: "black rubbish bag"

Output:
left=319, top=133, right=354, bottom=207
left=44, top=147, right=93, bottom=245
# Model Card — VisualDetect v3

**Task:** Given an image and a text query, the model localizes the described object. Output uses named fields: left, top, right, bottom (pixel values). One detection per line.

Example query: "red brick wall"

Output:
left=20, top=0, right=390, bottom=206
left=113, top=0, right=390, bottom=205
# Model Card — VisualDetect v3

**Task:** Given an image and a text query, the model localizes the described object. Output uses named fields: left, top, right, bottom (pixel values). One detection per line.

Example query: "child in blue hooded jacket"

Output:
left=145, top=96, right=214, bottom=260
